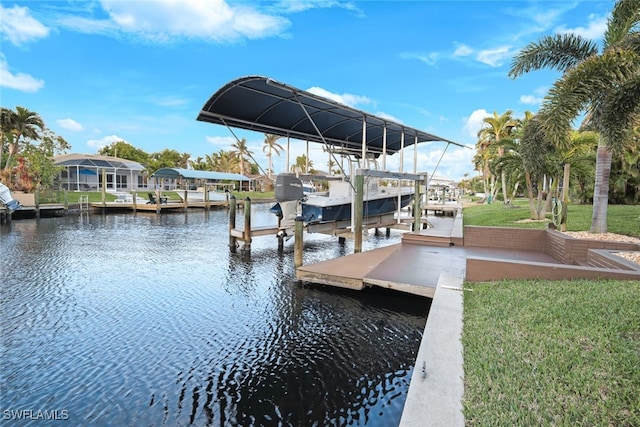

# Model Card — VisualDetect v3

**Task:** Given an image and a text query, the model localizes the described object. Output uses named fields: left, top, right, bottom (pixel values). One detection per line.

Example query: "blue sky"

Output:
left=0, top=0, right=613, bottom=180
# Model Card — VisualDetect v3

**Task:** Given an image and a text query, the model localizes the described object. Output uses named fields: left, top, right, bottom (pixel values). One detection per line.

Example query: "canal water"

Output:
left=1, top=204, right=430, bottom=426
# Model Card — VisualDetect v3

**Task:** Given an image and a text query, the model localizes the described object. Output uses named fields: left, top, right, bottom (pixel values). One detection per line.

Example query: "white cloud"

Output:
left=0, top=4, right=49, bottom=46
left=520, top=95, right=542, bottom=105
left=556, top=13, right=607, bottom=40
left=519, top=86, right=548, bottom=107
left=307, top=86, right=372, bottom=108
left=86, top=135, right=129, bottom=150
left=399, top=51, right=440, bottom=67
left=87, top=0, right=290, bottom=43
left=276, top=0, right=363, bottom=16
left=57, top=118, right=84, bottom=131
left=375, top=112, right=403, bottom=124
left=463, top=109, right=490, bottom=140
left=476, top=46, right=514, bottom=67
left=206, top=135, right=236, bottom=147
left=0, top=56, right=44, bottom=92
left=453, top=43, right=473, bottom=57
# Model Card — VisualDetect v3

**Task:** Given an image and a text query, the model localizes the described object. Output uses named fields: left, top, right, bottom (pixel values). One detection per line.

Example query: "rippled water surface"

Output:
left=1, top=205, right=430, bottom=426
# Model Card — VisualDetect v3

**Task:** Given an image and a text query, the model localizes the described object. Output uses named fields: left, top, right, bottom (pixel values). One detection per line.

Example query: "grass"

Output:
left=463, top=198, right=640, bottom=238
left=233, top=190, right=275, bottom=200
left=462, top=279, right=640, bottom=426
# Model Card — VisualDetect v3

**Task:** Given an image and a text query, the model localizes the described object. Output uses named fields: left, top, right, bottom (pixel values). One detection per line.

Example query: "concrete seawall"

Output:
left=400, top=274, right=465, bottom=427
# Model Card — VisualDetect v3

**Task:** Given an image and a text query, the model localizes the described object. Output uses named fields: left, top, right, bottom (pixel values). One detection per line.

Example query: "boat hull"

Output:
left=271, top=193, right=413, bottom=225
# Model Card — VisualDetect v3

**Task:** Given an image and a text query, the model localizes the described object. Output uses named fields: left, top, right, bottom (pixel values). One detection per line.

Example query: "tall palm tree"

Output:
left=231, top=138, right=253, bottom=176
left=1, top=106, right=45, bottom=170
left=509, top=0, right=640, bottom=233
left=262, top=134, right=284, bottom=178
left=477, top=110, right=517, bottom=204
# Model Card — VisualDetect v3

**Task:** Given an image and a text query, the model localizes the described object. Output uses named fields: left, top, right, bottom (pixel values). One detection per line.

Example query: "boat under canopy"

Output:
left=196, top=75, right=465, bottom=159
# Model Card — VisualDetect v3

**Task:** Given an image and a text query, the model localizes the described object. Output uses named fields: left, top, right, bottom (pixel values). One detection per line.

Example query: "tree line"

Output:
left=472, top=0, right=639, bottom=234
left=0, top=108, right=315, bottom=191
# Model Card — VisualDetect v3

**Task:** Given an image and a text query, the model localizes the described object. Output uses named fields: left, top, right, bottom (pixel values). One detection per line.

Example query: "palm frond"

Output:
left=604, top=0, right=640, bottom=48
left=600, top=73, right=640, bottom=151
left=538, top=48, right=638, bottom=146
left=508, top=34, right=599, bottom=78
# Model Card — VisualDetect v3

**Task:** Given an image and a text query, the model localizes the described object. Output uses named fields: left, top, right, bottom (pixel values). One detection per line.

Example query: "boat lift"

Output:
left=197, top=76, right=466, bottom=254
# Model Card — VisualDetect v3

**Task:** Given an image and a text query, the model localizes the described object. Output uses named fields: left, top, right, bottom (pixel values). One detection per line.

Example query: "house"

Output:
left=54, top=154, right=147, bottom=191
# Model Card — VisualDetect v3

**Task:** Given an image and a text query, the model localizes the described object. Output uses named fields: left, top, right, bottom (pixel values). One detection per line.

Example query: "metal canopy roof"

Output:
left=196, top=76, right=464, bottom=157
left=150, top=168, right=250, bottom=182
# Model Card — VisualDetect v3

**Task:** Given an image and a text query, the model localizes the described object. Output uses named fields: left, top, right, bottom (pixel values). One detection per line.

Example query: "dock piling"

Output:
left=241, top=197, right=252, bottom=254
left=294, top=215, right=304, bottom=267
left=354, top=174, right=364, bottom=253
left=228, top=195, right=237, bottom=251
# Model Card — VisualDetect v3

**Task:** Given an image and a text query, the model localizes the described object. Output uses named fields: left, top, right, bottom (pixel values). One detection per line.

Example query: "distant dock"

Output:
left=89, top=199, right=229, bottom=213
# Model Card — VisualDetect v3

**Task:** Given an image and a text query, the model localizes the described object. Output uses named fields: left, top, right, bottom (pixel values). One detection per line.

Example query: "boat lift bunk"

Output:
left=196, top=76, right=466, bottom=252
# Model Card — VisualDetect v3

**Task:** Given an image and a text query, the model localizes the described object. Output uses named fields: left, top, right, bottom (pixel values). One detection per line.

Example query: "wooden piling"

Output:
left=354, top=174, right=364, bottom=253
left=228, top=195, right=237, bottom=250
left=35, top=187, right=41, bottom=218
left=101, top=168, right=107, bottom=213
left=413, top=178, right=421, bottom=232
left=242, top=197, right=252, bottom=253
left=294, top=215, right=304, bottom=267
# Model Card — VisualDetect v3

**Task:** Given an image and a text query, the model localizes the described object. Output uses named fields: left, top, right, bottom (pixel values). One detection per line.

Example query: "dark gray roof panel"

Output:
left=53, top=154, right=146, bottom=171
left=197, top=76, right=464, bottom=157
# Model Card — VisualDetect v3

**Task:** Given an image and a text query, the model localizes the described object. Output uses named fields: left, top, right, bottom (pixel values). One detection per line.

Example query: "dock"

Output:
left=89, top=200, right=228, bottom=212
left=420, top=203, right=458, bottom=216
left=296, top=208, right=464, bottom=297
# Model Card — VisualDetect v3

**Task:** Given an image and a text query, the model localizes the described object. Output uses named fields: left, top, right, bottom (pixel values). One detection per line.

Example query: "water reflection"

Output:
left=1, top=205, right=430, bottom=426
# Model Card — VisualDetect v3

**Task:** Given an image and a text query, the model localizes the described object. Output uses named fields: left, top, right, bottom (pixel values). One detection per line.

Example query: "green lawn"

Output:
left=461, top=201, right=640, bottom=425
left=463, top=199, right=640, bottom=238
left=462, top=279, right=640, bottom=426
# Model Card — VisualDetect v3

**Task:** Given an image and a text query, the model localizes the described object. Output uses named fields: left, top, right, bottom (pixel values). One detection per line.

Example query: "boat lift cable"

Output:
left=221, top=119, right=272, bottom=180
left=427, top=142, right=452, bottom=186
left=292, top=92, right=354, bottom=190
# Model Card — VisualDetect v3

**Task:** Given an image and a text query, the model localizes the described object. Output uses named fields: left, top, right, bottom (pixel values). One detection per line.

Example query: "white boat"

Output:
left=271, top=158, right=414, bottom=229
left=0, top=183, right=21, bottom=212
left=185, top=190, right=228, bottom=202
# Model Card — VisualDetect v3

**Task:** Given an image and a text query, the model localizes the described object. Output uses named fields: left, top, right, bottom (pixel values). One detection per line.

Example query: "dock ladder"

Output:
left=78, top=195, right=89, bottom=212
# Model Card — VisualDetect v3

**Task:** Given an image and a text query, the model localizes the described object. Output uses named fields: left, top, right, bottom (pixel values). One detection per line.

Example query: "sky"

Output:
left=0, top=0, right=614, bottom=181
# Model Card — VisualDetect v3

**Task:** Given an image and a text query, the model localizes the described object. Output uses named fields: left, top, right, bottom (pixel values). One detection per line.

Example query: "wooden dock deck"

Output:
left=295, top=216, right=465, bottom=298
left=89, top=200, right=228, bottom=212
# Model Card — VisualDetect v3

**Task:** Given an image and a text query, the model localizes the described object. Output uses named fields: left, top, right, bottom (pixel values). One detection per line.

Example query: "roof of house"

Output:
left=54, top=154, right=145, bottom=171
left=150, top=168, right=251, bottom=182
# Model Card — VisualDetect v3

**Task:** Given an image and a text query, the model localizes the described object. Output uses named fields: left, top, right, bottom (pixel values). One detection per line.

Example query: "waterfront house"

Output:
left=54, top=154, right=147, bottom=191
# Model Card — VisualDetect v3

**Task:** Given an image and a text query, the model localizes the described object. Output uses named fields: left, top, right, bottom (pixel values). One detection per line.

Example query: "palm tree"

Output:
left=189, top=156, right=208, bottom=171
left=231, top=138, right=253, bottom=176
left=477, top=110, right=517, bottom=204
left=509, top=0, right=640, bottom=233
left=262, top=134, right=284, bottom=178
left=209, top=150, right=239, bottom=173
left=1, top=106, right=45, bottom=170
left=291, top=154, right=313, bottom=174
